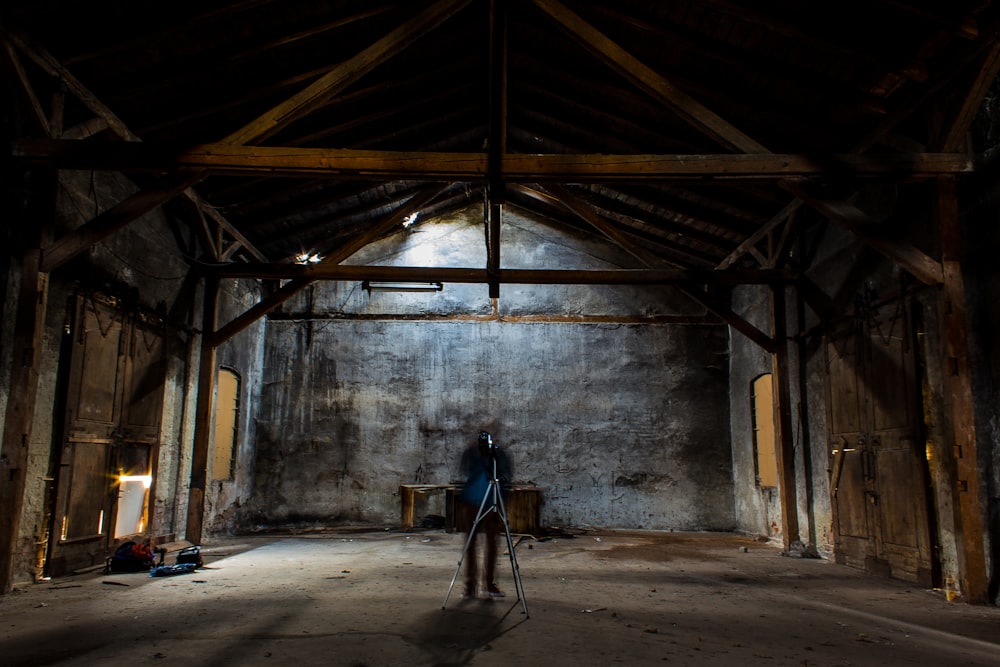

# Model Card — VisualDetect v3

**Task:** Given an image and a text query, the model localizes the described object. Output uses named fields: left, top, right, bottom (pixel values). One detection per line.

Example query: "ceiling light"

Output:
left=296, top=252, right=322, bottom=264
left=362, top=281, right=443, bottom=293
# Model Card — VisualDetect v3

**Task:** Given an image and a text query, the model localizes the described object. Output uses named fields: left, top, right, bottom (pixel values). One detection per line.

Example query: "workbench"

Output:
left=399, top=484, right=542, bottom=534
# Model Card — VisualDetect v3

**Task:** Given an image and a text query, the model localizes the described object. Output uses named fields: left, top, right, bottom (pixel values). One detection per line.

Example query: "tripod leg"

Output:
left=495, top=487, right=529, bottom=617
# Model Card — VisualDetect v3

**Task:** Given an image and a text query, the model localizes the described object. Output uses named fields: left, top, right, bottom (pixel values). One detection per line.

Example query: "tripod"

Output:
left=442, top=445, right=528, bottom=617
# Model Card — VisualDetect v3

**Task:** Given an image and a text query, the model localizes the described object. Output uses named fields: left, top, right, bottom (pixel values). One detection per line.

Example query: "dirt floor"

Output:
left=1, top=528, right=998, bottom=666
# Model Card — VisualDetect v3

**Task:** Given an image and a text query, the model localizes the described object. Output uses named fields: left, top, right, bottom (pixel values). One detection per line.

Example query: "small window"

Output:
left=212, top=367, right=241, bottom=481
left=751, top=373, right=779, bottom=488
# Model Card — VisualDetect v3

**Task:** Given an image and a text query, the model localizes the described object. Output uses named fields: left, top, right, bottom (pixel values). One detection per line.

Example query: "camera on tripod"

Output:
left=478, top=430, right=495, bottom=450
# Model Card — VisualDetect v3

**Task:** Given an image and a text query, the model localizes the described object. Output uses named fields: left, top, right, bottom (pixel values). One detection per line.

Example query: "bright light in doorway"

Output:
left=120, top=474, right=153, bottom=489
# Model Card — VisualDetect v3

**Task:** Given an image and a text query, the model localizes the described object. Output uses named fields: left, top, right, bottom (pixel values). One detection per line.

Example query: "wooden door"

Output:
left=47, top=294, right=165, bottom=575
left=826, top=297, right=934, bottom=585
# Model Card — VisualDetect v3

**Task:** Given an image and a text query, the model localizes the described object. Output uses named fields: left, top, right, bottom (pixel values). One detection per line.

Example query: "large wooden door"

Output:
left=46, top=293, right=165, bottom=576
left=826, top=296, right=934, bottom=585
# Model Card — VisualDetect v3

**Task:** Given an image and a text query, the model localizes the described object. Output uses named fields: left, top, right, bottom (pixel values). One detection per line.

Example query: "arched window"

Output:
left=750, top=374, right=779, bottom=488
left=212, top=367, right=241, bottom=481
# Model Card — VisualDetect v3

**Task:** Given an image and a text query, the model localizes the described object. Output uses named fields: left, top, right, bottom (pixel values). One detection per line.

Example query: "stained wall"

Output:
left=240, top=208, right=735, bottom=532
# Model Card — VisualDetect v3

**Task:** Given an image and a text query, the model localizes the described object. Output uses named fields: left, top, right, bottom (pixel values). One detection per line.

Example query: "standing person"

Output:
left=457, top=430, right=512, bottom=599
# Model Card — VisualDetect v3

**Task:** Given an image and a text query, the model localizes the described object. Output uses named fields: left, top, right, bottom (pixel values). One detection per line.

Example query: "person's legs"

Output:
left=484, top=513, right=504, bottom=597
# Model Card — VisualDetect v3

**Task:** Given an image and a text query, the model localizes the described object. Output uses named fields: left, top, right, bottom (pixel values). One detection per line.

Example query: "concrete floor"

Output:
left=1, top=529, right=998, bottom=666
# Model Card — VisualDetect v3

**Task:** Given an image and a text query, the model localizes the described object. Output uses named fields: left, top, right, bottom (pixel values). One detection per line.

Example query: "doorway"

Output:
left=45, top=292, right=166, bottom=576
left=825, top=294, right=935, bottom=585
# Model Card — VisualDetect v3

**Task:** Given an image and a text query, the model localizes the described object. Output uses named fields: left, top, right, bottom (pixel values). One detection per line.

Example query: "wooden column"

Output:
left=937, top=175, right=988, bottom=602
left=771, top=282, right=800, bottom=552
left=0, top=249, right=48, bottom=593
left=185, top=274, right=219, bottom=546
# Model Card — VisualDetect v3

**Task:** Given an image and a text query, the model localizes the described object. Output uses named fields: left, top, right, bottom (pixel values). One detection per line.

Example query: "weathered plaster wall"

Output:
left=203, top=278, right=267, bottom=536
left=728, top=285, right=783, bottom=542
left=242, top=209, right=734, bottom=532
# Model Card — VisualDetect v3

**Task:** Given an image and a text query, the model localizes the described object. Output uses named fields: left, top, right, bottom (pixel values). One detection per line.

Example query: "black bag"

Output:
left=176, top=546, right=203, bottom=567
left=106, top=541, right=156, bottom=573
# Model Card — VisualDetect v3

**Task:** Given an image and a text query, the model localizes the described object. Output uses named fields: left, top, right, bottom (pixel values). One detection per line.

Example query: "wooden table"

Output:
left=399, top=484, right=543, bottom=534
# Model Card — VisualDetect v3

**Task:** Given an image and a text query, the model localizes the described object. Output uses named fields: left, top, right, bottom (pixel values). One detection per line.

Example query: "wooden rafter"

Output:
left=209, top=185, right=450, bottom=346
left=1, top=23, right=266, bottom=263
left=221, top=0, right=472, bottom=146
left=530, top=0, right=767, bottom=153
left=41, top=172, right=206, bottom=273
left=675, top=284, right=777, bottom=353
left=780, top=180, right=944, bottom=285
left=939, top=40, right=1000, bottom=152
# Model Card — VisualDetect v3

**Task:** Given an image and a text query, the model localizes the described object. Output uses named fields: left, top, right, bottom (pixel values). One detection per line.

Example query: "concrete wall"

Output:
left=240, top=208, right=735, bottom=532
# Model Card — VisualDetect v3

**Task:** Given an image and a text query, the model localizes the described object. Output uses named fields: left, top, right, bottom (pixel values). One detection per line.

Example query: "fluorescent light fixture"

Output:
left=363, top=281, right=443, bottom=293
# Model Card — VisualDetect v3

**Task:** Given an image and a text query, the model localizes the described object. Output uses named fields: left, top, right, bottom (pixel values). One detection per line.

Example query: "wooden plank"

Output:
left=937, top=175, right=988, bottom=602
left=222, top=0, right=472, bottom=145
left=531, top=0, right=767, bottom=152
left=41, top=172, right=205, bottom=273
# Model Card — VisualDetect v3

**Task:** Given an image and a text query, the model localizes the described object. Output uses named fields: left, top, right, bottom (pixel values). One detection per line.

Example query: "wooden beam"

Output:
left=770, top=283, right=800, bottom=552
left=717, top=200, right=803, bottom=269
left=13, top=139, right=976, bottom=181
left=939, top=40, right=1000, bottom=152
left=211, top=263, right=796, bottom=286
left=210, top=186, right=449, bottom=346
left=781, top=180, right=944, bottom=286
left=486, top=0, right=507, bottom=299
left=541, top=183, right=663, bottom=268
left=40, top=172, right=206, bottom=273
left=675, top=284, right=777, bottom=353
left=2, top=28, right=265, bottom=263
left=2, top=39, right=50, bottom=137
left=0, top=250, right=48, bottom=593
left=185, top=275, right=218, bottom=546
left=0, top=24, right=140, bottom=141
left=937, top=175, right=988, bottom=603
left=221, top=0, right=471, bottom=145
left=531, top=0, right=767, bottom=152
left=189, top=191, right=268, bottom=263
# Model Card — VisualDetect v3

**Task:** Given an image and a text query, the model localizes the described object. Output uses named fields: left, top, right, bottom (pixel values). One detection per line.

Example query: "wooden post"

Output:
left=0, top=249, right=48, bottom=593
left=937, top=175, right=988, bottom=602
left=771, top=282, right=800, bottom=552
left=185, top=275, right=218, bottom=546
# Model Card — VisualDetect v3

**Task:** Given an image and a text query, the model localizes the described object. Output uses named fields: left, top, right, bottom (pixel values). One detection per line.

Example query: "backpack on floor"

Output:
left=105, top=541, right=157, bottom=573
left=176, top=545, right=203, bottom=567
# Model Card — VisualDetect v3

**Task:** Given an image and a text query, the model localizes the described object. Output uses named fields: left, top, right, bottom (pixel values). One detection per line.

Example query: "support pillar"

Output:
left=937, top=175, right=988, bottom=602
left=0, top=249, right=48, bottom=592
left=185, top=274, right=218, bottom=545
left=771, top=282, right=800, bottom=552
